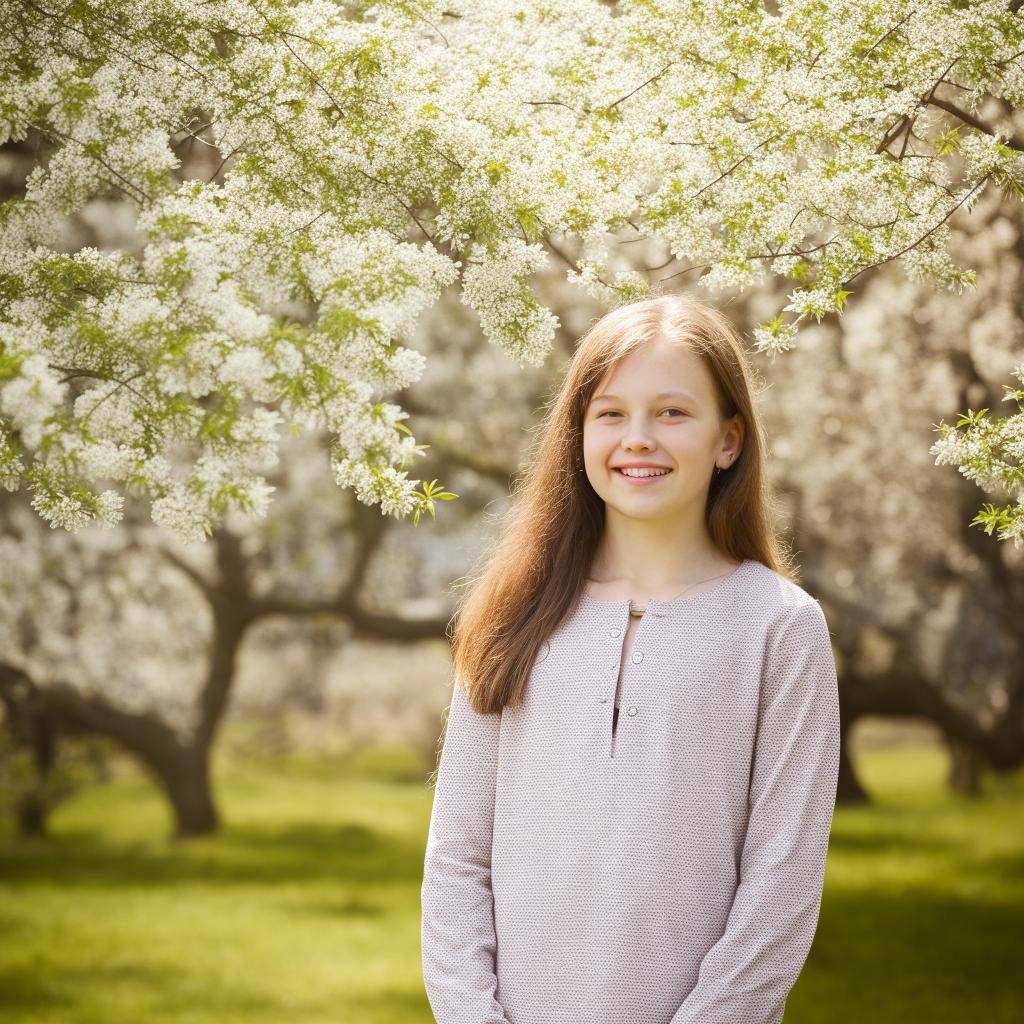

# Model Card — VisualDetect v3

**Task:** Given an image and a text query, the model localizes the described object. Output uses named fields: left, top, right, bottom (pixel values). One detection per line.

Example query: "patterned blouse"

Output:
left=421, top=558, right=841, bottom=1024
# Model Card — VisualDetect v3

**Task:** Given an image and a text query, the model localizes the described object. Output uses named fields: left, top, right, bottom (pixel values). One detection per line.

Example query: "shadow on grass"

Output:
left=797, top=884, right=1024, bottom=1022
left=827, top=825, right=960, bottom=855
left=0, top=820, right=426, bottom=890
left=968, top=847, right=1024, bottom=885
left=0, top=961, right=282, bottom=1018
left=345, top=985, right=435, bottom=1024
left=288, top=894, right=388, bottom=919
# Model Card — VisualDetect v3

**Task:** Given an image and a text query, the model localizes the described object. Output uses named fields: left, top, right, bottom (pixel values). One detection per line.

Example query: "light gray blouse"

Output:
left=421, top=558, right=841, bottom=1024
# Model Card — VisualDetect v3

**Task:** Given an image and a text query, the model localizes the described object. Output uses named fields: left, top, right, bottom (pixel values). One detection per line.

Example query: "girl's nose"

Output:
left=622, top=431, right=655, bottom=451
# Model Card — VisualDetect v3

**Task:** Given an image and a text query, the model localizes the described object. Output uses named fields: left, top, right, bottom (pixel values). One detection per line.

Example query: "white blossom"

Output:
left=1, top=0, right=1021, bottom=540
left=462, top=238, right=559, bottom=366
left=0, top=353, right=66, bottom=451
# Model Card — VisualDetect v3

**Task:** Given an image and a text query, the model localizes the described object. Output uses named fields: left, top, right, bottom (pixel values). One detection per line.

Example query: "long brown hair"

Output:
left=449, top=294, right=797, bottom=714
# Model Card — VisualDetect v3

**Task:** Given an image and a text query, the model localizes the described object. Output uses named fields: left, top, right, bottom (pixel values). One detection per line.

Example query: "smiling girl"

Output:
left=421, top=294, right=840, bottom=1024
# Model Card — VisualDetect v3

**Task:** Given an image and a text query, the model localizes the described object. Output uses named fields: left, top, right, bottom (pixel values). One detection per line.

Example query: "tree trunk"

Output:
left=153, top=746, right=219, bottom=838
left=14, top=790, right=48, bottom=837
left=0, top=663, right=223, bottom=840
left=947, top=735, right=984, bottom=797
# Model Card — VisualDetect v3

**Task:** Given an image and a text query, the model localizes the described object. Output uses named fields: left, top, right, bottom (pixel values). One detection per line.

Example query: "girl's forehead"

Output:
left=594, top=341, right=711, bottom=394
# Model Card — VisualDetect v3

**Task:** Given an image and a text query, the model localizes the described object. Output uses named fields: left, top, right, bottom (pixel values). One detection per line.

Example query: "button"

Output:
left=627, top=706, right=638, bottom=716
left=609, top=627, right=622, bottom=637
left=631, top=651, right=643, bottom=664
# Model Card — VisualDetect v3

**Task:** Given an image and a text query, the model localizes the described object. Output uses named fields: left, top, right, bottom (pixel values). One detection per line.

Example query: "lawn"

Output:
left=0, top=731, right=1021, bottom=1023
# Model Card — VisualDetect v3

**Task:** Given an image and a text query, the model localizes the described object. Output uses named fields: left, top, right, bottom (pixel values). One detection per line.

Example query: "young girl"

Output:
left=420, top=294, right=840, bottom=1024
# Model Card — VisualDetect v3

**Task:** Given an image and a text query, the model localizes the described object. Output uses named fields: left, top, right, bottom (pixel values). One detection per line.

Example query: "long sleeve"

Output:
left=669, top=599, right=841, bottom=1024
left=421, top=680, right=511, bottom=1024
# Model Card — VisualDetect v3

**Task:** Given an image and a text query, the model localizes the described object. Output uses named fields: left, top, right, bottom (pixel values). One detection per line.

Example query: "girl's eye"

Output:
left=597, top=409, right=687, bottom=418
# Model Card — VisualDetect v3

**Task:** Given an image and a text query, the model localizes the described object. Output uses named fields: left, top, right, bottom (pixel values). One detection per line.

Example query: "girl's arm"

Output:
left=421, top=680, right=511, bottom=1024
left=669, top=600, right=841, bottom=1024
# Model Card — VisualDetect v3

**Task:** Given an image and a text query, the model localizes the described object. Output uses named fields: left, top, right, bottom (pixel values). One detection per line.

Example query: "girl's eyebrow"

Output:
left=591, top=390, right=698, bottom=403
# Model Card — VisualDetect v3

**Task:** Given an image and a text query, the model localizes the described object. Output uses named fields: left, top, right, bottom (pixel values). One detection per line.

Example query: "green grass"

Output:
left=0, top=738, right=1022, bottom=1023
left=791, top=742, right=1024, bottom=1023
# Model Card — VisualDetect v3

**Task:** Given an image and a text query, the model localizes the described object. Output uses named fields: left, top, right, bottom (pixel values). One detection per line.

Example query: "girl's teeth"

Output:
left=619, top=468, right=670, bottom=477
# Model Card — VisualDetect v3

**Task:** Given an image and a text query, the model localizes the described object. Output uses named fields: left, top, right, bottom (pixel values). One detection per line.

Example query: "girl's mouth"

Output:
left=614, top=467, right=673, bottom=485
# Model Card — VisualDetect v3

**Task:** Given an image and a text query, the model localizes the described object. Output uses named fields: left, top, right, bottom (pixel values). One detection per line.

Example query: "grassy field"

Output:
left=0, top=724, right=1021, bottom=1023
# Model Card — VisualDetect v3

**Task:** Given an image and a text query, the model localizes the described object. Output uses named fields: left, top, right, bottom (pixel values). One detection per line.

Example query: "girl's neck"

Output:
left=588, top=537, right=738, bottom=597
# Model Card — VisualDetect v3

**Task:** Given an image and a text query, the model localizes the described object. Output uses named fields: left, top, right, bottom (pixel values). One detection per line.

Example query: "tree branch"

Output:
left=842, top=174, right=990, bottom=287
left=603, top=62, right=675, bottom=112
left=926, top=96, right=1024, bottom=152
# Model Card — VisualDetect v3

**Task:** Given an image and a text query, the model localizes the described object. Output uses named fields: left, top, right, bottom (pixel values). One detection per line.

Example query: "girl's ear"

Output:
left=723, top=413, right=745, bottom=459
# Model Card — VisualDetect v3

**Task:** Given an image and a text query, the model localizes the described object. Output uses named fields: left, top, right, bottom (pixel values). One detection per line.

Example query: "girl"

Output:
left=420, top=294, right=840, bottom=1024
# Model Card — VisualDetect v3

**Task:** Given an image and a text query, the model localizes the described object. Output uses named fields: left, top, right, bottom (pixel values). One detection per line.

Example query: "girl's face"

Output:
left=582, top=338, right=743, bottom=521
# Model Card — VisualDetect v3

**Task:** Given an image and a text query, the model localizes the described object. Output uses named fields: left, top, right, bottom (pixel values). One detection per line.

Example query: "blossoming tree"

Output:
left=759, top=183, right=1024, bottom=797
left=2, top=0, right=1023, bottom=542
left=0, top=429, right=455, bottom=836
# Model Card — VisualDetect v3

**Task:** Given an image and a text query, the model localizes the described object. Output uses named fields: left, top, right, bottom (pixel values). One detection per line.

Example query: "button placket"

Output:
left=608, top=603, right=658, bottom=758
left=606, top=606, right=629, bottom=758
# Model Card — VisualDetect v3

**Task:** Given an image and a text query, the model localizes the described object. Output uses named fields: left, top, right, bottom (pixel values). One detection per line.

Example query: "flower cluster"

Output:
left=930, top=364, right=1024, bottom=547
left=1, top=0, right=1022, bottom=540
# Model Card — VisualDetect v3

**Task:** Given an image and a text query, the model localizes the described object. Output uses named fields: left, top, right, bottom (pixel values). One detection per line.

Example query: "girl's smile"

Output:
left=613, top=466, right=674, bottom=484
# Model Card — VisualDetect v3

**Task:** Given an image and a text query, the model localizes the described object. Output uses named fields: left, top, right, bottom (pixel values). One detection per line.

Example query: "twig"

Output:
left=604, top=63, right=675, bottom=112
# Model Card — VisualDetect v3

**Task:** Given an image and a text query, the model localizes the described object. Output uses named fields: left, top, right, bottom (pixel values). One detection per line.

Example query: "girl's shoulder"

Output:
left=737, top=559, right=826, bottom=624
